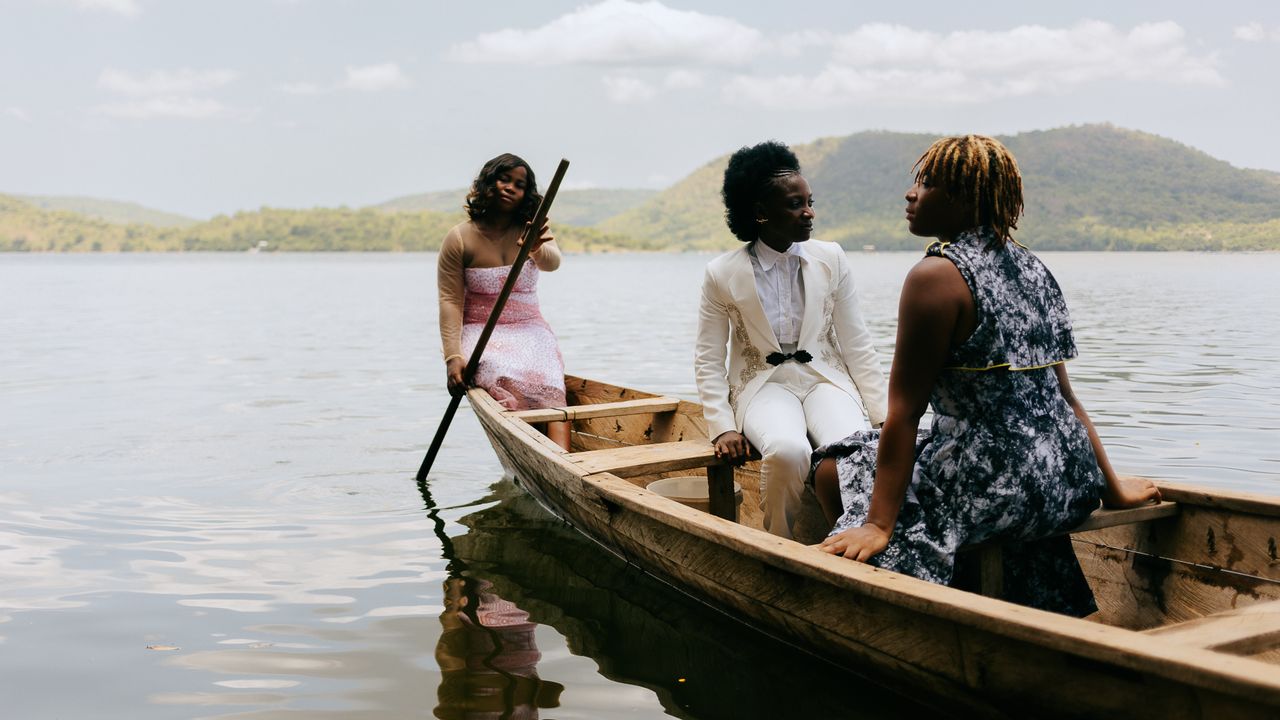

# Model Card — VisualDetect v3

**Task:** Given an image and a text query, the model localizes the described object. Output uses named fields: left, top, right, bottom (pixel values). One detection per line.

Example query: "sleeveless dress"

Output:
left=810, top=227, right=1104, bottom=616
left=461, top=261, right=566, bottom=412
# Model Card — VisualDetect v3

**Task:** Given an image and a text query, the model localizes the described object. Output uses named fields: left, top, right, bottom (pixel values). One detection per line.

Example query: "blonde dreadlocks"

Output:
left=913, top=135, right=1023, bottom=246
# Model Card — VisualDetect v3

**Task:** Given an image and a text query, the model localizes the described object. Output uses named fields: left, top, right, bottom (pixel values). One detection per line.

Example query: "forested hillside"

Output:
left=376, top=188, right=657, bottom=227
left=0, top=199, right=641, bottom=252
left=14, top=194, right=197, bottom=227
left=600, top=125, right=1280, bottom=251
left=4, top=125, right=1278, bottom=252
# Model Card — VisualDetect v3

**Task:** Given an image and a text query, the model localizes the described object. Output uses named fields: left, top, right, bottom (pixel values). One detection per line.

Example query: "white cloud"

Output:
left=602, top=74, right=657, bottom=103
left=93, top=97, right=230, bottom=119
left=773, top=30, right=835, bottom=57
left=77, top=0, right=140, bottom=16
left=93, top=68, right=245, bottom=120
left=98, top=68, right=236, bottom=96
left=339, top=63, right=410, bottom=92
left=280, top=64, right=410, bottom=96
left=452, top=10, right=1221, bottom=108
left=1234, top=22, right=1280, bottom=42
left=598, top=68, right=702, bottom=105
left=4, top=107, right=32, bottom=122
left=663, top=69, right=703, bottom=89
left=448, top=0, right=760, bottom=67
left=728, top=21, right=1223, bottom=109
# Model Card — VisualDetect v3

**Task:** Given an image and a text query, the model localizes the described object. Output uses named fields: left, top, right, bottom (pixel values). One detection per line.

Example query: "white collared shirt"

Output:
left=749, top=240, right=805, bottom=345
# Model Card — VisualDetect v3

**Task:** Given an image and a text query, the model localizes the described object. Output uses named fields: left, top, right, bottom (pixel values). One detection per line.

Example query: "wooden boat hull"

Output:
left=468, top=377, right=1280, bottom=719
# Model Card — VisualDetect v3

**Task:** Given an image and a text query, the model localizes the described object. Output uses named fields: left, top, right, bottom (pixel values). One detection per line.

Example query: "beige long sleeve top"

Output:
left=437, top=220, right=562, bottom=360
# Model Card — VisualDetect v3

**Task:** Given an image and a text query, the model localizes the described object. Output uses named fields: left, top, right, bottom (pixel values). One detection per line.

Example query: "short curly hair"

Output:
left=464, top=153, right=542, bottom=223
left=721, top=141, right=802, bottom=243
left=913, top=135, right=1023, bottom=246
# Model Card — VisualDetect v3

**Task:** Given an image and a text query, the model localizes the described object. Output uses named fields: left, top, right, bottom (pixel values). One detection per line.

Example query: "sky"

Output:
left=3, top=0, right=1279, bottom=219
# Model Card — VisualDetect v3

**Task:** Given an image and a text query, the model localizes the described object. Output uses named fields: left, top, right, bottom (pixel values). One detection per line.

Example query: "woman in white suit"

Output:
left=695, top=141, right=889, bottom=539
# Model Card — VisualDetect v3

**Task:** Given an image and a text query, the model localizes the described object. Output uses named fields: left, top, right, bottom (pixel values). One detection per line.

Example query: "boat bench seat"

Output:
left=961, top=500, right=1180, bottom=599
left=568, top=440, right=724, bottom=478
left=509, top=396, right=681, bottom=424
left=567, top=440, right=749, bottom=521
left=1140, top=599, right=1280, bottom=654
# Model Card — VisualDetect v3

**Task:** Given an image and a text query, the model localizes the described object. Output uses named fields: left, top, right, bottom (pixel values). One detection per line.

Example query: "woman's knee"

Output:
left=762, top=439, right=810, bottom=470
left=814, top=458, right=838, bottom=494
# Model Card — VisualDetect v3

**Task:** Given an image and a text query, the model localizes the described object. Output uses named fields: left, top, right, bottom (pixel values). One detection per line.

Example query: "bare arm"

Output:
left=820, top=257, right=968, bottom=560
left=1053, top=364, right=1161, bottom=508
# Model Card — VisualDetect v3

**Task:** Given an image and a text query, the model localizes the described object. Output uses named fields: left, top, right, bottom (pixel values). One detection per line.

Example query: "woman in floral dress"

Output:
left=810, top=135, right=1161, bottom=615
left=437, top=153, right=570, bottom=450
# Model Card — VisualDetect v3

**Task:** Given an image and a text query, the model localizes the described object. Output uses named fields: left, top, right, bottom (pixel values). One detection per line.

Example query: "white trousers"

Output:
left=741, top=361, right=869, bottom=539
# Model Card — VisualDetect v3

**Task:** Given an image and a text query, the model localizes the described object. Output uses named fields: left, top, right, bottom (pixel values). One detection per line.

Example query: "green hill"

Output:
left=375, top=187, right=657, bottom=227
left=14, top=194, right=197, bottom=227
left=5, top=125, right=1279, bottom=252
left=598, top=125, right=1280, bottom=251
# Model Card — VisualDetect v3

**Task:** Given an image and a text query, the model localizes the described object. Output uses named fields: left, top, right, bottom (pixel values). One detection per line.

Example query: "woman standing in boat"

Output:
left=437, top=153, right=570, bottom=451
left=695, top=140, right=888, bottom=540
left=811, top=135, right=1160, bottom=615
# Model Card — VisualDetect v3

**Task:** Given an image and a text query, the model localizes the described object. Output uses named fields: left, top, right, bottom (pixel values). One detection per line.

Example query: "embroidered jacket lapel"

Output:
left=797, top=248, right=828, bottom=346
left=726, top=245, right=780, bottom=350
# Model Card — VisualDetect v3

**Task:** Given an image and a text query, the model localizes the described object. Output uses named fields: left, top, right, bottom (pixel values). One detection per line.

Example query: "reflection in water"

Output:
left=442, top=480, right=927, bottom=720
left=420, top=475, right=565, bottom=720
left=435, top=577, right=564, bottom=720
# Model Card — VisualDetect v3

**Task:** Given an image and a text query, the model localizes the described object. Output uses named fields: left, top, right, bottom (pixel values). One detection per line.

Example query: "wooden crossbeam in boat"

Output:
left=1069, top=501, right=1180, bottom=532
left=567, top=440, right=719, bottom=478
left=568, top=440, right=741, bottom=521
left=508, top=396, right=680, bottom=424
left=965, top=501, right=1180, bottom=599
left=1141, top=599, right=1280, bottom=654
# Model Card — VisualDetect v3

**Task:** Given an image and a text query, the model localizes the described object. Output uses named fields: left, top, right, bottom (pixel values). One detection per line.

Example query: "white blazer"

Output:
left=694, top=240, right=888, bottom=440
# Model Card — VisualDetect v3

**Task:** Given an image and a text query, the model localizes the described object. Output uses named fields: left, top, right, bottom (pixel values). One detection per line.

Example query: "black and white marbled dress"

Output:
left=811, top=227, right=1104, bottom=616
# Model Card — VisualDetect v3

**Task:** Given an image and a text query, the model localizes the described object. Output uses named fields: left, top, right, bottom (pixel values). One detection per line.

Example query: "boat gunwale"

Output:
left=571, top=468, right=1280, bottom=698
left=467, top=384, right=1280, bottom=702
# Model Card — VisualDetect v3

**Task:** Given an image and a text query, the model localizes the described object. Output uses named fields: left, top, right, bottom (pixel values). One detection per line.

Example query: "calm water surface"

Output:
left=2, top=251, right=1278, bottom=719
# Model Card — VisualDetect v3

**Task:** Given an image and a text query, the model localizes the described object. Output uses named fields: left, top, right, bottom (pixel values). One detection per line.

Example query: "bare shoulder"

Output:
left=902, top=255, right=969, bottom=309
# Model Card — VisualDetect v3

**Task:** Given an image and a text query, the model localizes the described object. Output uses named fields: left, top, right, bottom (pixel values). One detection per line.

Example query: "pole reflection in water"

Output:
left=433, top=478, right=928, bottom=720
left=421, top=475, right=564, bottom=720
left=435, top=577, right=565, bottom=720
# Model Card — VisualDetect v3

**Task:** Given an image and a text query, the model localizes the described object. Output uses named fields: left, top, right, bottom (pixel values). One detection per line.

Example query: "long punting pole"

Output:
left=416, top=158, right=570, bottom=482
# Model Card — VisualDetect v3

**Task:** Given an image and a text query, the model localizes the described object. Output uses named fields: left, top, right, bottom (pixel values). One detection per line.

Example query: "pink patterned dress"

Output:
left=461, top=261, right=567, bottom=411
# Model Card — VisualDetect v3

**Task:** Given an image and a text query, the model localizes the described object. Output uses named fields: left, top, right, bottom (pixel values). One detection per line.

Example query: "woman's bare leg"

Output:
left=813, top=458, right=843, bottom=527
left=546, top=420, right=571, bottom=452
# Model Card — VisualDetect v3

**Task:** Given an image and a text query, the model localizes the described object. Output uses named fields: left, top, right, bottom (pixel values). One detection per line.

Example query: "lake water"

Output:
left=2, top=251, right=1278, bottom=719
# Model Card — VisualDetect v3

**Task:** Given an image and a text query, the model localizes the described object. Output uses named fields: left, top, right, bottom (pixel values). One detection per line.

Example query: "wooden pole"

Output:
left=416, top=159, right=570, bottom=482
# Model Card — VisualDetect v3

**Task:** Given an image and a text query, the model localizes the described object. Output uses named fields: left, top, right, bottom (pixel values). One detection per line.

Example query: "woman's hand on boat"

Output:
left=818, top=523, right=890, bottom=562
left=1102, top=475, right=1162, bottom=509
left=712, top=431, right=751, bottom=465
left=445, top=356, right=466, bottom=397
left=517, top=219, right=554, bottom=251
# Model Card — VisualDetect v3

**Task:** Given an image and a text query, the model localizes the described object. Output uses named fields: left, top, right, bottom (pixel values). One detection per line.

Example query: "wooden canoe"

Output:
left=467, top=375, right=1280, bottom=719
